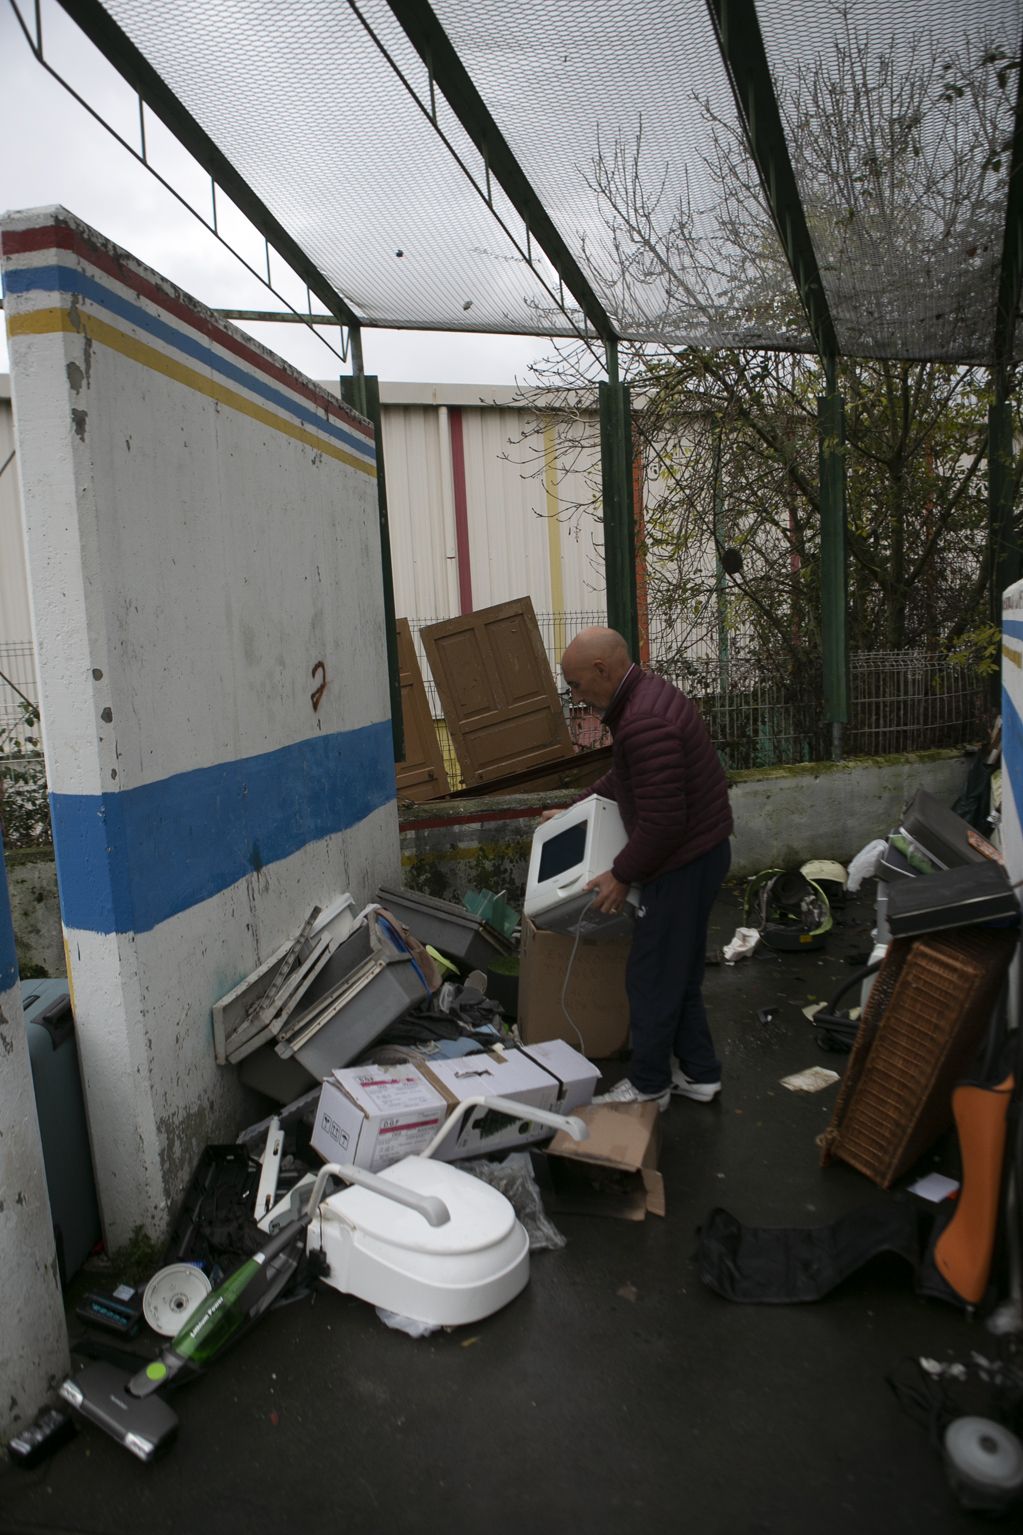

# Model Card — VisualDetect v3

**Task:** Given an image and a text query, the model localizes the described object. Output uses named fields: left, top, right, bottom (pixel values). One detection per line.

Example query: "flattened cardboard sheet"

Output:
left=541, top=1101, right=665, bottom=1220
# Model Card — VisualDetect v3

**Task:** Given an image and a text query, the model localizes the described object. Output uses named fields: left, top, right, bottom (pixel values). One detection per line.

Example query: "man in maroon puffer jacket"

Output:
left=553, top=626, right=733, bottom=1111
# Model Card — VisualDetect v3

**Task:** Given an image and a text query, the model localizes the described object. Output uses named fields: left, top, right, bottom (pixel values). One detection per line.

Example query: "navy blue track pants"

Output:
left=625, top=837, right=731, bottom=1095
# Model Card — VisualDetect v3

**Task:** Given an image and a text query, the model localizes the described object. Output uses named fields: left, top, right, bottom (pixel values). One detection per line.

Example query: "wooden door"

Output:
left=421, top=597, right=573, bottom=787
left=394, top=618, right=449, bottom=801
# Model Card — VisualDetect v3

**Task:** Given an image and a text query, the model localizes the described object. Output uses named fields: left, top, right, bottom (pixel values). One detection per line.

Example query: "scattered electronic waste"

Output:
left=61, top=1208, right=319, bottom=1462
left=21, top=757, right=1023, bottom=1510
left=142, top=1266, right=213, bottom=1338
left=888, top=1352, right=1023, bottom=1517
left=214, top=903, right=439, bottom=1104
left=7, top=1406, right=77, bottom=1470
left=524, top=795, right=639, bottom=939
left=59, top=1096, right=589, bottom=1461
left=743, top=867, right=834, bottom=951
left=374, top=885, right=515, bottom=967
left=74, top=1283, right=145, bottom=1338
left=943, top=1416, right=1023, bottom=1515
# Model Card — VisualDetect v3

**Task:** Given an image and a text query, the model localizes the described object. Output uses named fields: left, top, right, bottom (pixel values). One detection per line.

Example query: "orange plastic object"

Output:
left=933, top=1073, right=1015, bottom=1306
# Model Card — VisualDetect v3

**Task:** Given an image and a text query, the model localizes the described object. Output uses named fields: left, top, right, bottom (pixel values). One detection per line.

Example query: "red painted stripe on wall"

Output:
left=398, top=804, right=543, bottom=833
left=1, top=223, right=372, bottom=441
left=448, top=407, right=474, bottom=615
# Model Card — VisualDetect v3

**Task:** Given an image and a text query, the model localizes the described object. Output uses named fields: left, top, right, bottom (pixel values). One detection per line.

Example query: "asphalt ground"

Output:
left=2, top=882, right=1021, bottom=1535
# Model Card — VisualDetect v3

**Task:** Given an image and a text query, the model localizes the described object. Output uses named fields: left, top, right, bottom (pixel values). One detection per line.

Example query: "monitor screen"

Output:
left=537, top=821, right=588, bottom=883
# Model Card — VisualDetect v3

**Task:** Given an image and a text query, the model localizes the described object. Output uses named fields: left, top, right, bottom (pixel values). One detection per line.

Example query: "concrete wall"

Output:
left=1, top=206, right=400, bottom=1245
left=12, top=750, right=973, bottom=967
left=0, top=840, right=68, bottom=1441
left=399, top=750, right=971, bottom=903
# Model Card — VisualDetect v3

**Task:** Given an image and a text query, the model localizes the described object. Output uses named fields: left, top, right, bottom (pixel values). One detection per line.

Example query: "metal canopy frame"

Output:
left=11, top=0, right=1023, bottom=763
left=993, top=45, right=1023, bottom=387
left=42, top=0, right=1023, bottom=371
left=382, top=0, right=618, bottom=353
left=706, top=0, right=840, bottom=372
left=53, top=0, right=363, bottom=338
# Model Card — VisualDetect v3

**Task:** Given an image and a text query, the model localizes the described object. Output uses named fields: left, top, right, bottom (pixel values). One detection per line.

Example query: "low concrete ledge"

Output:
left=8, top=750, right=973, bottom=966
left=398, top=749, right=972, bottom=904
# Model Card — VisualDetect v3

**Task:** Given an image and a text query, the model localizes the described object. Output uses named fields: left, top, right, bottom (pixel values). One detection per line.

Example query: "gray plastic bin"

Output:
left=21, top=979, right=102, bottom=1284
left=272, top=914, right=433, bottom=1081
left=375, top=885, right=515, bottom=970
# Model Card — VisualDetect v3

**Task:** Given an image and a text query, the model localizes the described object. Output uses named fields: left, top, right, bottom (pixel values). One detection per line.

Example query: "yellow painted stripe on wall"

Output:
left=9, top=306, right=376, bottom=479
left=544, top=422, right=566, bottom=659
left=1004, top=644, right=1022, bottom=669
left=400, top=839, right=529, bottom=867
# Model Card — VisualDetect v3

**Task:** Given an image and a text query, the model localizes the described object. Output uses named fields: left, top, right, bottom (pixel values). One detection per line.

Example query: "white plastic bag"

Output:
left=722, top=926, right=761, bottom=964
left=846, top=838, right=887, bottom=893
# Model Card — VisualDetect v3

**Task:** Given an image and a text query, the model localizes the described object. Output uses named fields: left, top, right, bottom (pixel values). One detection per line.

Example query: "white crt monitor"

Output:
left=523, top=795, right=639, bottom=938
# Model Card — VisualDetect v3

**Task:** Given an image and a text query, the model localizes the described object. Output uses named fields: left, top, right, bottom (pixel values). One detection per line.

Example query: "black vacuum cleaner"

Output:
left=60, top=1210, right=314, bottom=1461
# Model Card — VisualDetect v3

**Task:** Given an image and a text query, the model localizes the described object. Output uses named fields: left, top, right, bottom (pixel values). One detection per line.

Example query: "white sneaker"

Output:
left=670, top=1067, right=721, bottom=1103
left=592, top=1078, right=671, bottom=1113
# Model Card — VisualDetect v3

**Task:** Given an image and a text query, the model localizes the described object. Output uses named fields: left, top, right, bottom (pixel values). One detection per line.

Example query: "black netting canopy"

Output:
left=49, top=0, right=1023, bottom=364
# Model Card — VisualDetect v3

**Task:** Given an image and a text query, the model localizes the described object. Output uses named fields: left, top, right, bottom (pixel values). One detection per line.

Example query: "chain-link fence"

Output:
left=0, top=642, right=48, bottom=848
left=0, top=641, right=39, bottom=744
left=0, top=628, right=991, bottom=843
left=408, top=615, right=991, bottom=780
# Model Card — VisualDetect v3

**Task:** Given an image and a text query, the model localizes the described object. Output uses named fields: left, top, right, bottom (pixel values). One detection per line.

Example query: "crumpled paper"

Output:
left=722, top=926, right=761, bottom=964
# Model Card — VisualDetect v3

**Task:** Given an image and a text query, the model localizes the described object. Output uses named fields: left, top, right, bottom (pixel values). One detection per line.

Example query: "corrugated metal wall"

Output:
left=0, top=378, right=611, bottom=699
left=382, top=392, right=607, bottom=626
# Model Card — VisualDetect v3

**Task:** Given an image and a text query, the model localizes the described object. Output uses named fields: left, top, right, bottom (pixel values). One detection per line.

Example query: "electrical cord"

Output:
left=558, top=894, right=601, bottom=1055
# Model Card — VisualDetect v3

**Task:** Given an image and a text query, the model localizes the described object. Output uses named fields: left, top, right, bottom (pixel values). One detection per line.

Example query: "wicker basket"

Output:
left=818, top=926, right=1017, bottom=1187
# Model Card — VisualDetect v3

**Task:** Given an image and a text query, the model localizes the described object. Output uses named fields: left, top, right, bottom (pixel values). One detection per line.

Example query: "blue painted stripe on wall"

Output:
left=4, top=265, right=375, bottom=465
left=0, top=833, right=19, bottom=993
left=1002, top=685, right=1023, bottom=827
left=1003, top=619, right=1023, bottom=643
left=50, top=723, right=395, bottom=936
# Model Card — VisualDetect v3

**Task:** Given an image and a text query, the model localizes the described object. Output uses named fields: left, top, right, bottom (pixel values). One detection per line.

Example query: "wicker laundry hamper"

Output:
left=818, top=926, right=1017, bottom=1188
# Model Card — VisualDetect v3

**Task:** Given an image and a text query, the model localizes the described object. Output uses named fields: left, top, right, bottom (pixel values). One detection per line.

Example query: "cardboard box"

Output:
left=310, top=1065, right=448, bottom=1172
left=420, top=1047, right=561, bottom=1160
left=512, top=1038, right=601, bottom=1112
left=517, top=916, right=631, bottom=1058
left=539, top=1101, right=665, bottom=1220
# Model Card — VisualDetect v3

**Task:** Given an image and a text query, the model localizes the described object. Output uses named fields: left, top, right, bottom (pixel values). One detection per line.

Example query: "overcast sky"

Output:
left=0, top=0, right=549, bottom=387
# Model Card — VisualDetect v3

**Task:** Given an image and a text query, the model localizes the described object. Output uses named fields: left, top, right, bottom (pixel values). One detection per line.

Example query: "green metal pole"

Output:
left=713, top=422, right=730, bottom=694
left=599, top=379, right=639, bottom=658
left=989, top=369, right=1020, bottom=626
left=341, top=370, right=404, bottom=763
left=818, top=367, right=848, bottom=760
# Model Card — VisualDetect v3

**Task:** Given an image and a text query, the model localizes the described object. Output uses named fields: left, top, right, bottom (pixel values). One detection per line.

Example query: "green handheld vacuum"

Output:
left=60, top=1213, right=312, bottom=1461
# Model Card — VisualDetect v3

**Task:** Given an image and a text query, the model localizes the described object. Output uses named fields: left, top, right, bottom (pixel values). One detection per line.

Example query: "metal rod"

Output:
left=350, top=325, right=365, bottom=381
left=10, top=9, right=353, bottom=368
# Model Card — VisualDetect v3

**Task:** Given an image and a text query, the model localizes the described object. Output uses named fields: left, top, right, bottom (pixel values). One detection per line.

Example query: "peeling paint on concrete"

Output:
left=2, top=206, right=397, bottom=1245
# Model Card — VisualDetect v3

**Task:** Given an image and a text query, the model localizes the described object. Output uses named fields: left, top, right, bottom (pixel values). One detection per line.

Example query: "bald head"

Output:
left=561, top=626, right=633, bottom=711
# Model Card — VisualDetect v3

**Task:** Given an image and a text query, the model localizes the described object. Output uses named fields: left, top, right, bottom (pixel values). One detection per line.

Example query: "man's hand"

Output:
left=539, top=807, right=563, bottom=824
left=584, top=869, right=630, bottom=915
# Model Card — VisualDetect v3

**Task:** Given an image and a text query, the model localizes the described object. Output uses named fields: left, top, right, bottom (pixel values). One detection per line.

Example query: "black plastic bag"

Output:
left=695, top=1201, right=924, bottom=1303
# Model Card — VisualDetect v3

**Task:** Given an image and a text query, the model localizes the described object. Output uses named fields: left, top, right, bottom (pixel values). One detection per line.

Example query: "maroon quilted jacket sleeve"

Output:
left=609, top=714, right=690, bottom=884
left=602, top=670, right=733, bottom=885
